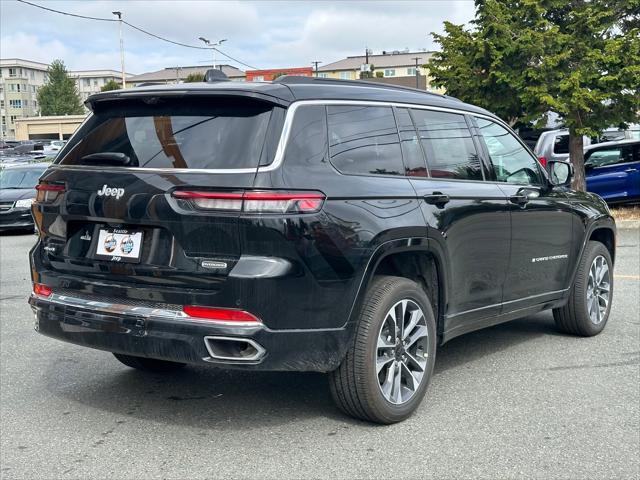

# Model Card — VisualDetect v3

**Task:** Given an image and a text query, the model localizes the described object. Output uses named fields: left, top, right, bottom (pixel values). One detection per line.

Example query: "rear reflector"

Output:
left=183, top=306, right=261, bottom=323
left=33, top=283, right=52, bottom=298
left=36, top=183, right=65, bottom=203
left=538, top=156, right=547, bottom=168
left=172, top=190, right=325, bottom=214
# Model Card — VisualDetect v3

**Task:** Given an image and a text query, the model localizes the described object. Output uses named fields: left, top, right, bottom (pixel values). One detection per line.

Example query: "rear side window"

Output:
left=395, top=108, right=428, bottom=177
left=58, top=99, right=279, bottom=170
left=327, top=105, right=403, bottom=176
left=411, top=109, right=483, bottom=181
left=553, top=135, right=570, bottom=154
left=585, top=146, right=635, bottom=168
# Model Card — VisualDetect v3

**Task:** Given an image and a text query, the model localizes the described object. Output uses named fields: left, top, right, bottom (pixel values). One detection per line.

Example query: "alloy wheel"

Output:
left=587, top=255, right=610, bottom=325
left=376, top=299, right=429, bottom=405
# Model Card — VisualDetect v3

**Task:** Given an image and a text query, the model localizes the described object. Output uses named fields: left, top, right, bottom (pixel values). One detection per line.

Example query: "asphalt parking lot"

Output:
left=1, top=228, right=638, bottom=479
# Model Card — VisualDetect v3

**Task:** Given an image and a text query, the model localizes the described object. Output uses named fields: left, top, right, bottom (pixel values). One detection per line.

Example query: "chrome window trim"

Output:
left=48, top=99, right=504, bottom=175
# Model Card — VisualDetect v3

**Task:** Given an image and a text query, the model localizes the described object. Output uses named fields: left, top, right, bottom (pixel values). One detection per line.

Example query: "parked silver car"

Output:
left=533, top=129, right=591, bottom=166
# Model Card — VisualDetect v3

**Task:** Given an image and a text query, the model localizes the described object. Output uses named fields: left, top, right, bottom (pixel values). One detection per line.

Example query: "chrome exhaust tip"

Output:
left=203, top=336, right=266, bottom=362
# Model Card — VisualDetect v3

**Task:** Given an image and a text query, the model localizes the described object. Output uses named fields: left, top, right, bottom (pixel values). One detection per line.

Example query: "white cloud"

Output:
left=0, top=0, right=475, bottom=73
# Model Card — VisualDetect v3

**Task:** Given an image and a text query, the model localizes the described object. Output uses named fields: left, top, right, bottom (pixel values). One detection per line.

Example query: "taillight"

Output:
left=183, top=306, right=261, bottom=323
left=35, top=183, right=65, bottom=203
left=33, top=283, right=52, bottom=298
left=538, top=156, right=547, bottom=168
left=173, top=190, right=325, bottom=214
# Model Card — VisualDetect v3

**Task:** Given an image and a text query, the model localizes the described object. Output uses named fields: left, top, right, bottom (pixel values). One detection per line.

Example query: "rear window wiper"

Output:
left=80, top=152, right=131, bottom=166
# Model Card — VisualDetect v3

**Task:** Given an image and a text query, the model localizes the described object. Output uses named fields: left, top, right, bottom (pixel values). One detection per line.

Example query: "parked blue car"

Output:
left=585, top=139, right=640, bottom=204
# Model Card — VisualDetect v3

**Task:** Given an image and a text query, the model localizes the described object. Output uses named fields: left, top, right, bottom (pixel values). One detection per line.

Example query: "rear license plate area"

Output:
left=95, top=228, right=143, bottom=263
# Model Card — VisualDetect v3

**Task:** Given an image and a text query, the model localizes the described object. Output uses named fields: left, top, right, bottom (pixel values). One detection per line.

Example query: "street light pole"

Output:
left=198, top=37, right=227, bottom=70
left=113, top=11, right=126, bottom=88
left=411, top=57, right=422, bottom=89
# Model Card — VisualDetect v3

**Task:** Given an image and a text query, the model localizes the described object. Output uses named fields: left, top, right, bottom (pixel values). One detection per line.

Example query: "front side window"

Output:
left=585, top=146, right=634, bottom=168
left=476, top=118, right=542, bottom=185
left=411, top=109, right=483, bottom=180
left=327, top=105, right=403, bottom=176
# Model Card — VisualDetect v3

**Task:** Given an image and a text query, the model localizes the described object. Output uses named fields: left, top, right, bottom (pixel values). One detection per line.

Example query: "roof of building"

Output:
left=0, top=58, right=50, bottom=70
left=70, top=70, right=133, bottom=78
left=319, top=51, right=436, bottom=72
left=85, top=76, right=493, bottom=119
left=128, top=65, right=245, bottom=83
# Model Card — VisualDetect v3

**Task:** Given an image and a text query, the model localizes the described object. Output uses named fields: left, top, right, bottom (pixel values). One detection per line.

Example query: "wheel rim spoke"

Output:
left=587, top=255, right=610, bottom=325
left=376, top=298, right=429, bottom=405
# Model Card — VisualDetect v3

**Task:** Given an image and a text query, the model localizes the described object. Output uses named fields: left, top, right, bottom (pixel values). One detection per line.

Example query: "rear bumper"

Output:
left=29, top=293, right=349, bottom=372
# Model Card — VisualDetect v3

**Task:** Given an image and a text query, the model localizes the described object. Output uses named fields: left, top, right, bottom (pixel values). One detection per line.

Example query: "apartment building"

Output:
left=70, top=69, right=132, bottom=105
left=317, top=50, right=441, bottom=92
left=0, top=58, right=49, bottom=140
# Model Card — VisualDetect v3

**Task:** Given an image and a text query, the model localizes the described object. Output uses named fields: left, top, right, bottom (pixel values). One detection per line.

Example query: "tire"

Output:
left=112, top=353, right=186, bottom=372
left=553, top=241, right=613, bottom=336
left=329, top=275, right=437, bottom=424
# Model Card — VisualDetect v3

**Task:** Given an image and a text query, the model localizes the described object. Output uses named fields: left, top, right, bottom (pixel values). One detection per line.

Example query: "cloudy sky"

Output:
left=0, top=0, right=475, bottom=74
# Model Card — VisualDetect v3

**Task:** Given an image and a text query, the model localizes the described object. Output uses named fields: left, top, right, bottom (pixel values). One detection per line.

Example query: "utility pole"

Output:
left=411, top=57, right=421, bottom=89
left=311, top=61, right=322, bottom=77
left=112, top=11, right=126, bottom=88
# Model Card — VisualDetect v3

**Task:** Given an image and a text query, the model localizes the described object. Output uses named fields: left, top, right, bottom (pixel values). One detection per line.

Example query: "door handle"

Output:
left=423, top=192, right=450, bottom=207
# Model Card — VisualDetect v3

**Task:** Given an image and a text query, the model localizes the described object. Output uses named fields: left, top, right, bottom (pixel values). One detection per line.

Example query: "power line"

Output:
left=15, top=0, right=259, bottom=70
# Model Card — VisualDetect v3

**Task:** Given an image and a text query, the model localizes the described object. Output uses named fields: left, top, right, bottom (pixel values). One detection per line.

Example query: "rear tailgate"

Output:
left=34, top=95, right=285, bottom=290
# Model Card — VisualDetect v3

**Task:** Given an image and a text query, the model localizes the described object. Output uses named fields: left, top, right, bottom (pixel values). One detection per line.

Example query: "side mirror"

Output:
left=547, top=160, right=573, bottom=187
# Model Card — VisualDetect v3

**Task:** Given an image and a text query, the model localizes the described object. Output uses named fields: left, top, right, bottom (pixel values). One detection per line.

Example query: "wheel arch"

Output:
left=346, top=238, right=450, bottom=344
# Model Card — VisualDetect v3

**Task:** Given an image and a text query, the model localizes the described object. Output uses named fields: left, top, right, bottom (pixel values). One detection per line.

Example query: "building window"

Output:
left=31, top=85, right=36, bottom=93
left=1, top=116, right=5, bottom=126
left=317, top=72, right=329, bottom=78
left=85, top=78, right=91, bottom=86
left=9, top=68, right=17, bottom=77
left=93, top=79, right=98, bottom=86
left=384, top=69, right=396, bottom=77
left=9, top=99, right=22, bottom=109
left=23, top=100, right=28, bottom=107
left=0, top=100, right=4, bottom=108
left=30, top=71, right=35, bottom=79
left=339, top=71, right=351, bottom=80
left=9, top=84, right=16, bottom=92
left=10, top=115, right=17, bottom=124
left=407, top=67, right=417, bottom=76
left=252, top=75, right=264, bottom=82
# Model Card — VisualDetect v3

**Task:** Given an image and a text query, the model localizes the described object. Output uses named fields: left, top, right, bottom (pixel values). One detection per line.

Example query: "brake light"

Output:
left=35, top=183, right=65, bottom=203
left=173, top=190, right=325, bottom=214
left=538, top=156, right=547, bottom=167
left=183, top=306, right=261, bottom=323
left=33, top=283, right=52, bottom=298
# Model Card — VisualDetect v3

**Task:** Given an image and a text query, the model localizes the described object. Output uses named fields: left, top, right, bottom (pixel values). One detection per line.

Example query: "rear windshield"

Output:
left=57, top=99, right=281, bottom=170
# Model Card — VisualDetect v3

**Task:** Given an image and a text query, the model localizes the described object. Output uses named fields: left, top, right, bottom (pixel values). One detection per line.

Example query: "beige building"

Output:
left=128, top=65, right=245, bottom=86
left=317, top=50, right=442, bottom=92
left=70, top=69, right=133, bottom=106
left=0, top=58, right=50, bottom=140
left=14, top=114, right=86, bottom=141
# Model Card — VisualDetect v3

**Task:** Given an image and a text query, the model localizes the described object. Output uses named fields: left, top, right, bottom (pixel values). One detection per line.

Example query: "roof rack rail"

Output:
left=273, top=75, right=449, bottom=98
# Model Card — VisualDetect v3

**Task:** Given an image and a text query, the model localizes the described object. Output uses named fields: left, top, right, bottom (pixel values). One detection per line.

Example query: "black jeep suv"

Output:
left=29, top=75, right=615, bottom=423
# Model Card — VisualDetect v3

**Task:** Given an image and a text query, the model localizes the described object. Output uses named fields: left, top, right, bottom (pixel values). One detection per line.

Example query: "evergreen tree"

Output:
left=37, top=60, right=84, bottom=116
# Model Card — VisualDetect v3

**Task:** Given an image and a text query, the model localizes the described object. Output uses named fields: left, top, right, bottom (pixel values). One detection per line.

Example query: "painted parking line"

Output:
left=615, top=274, right=640, bottom=280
